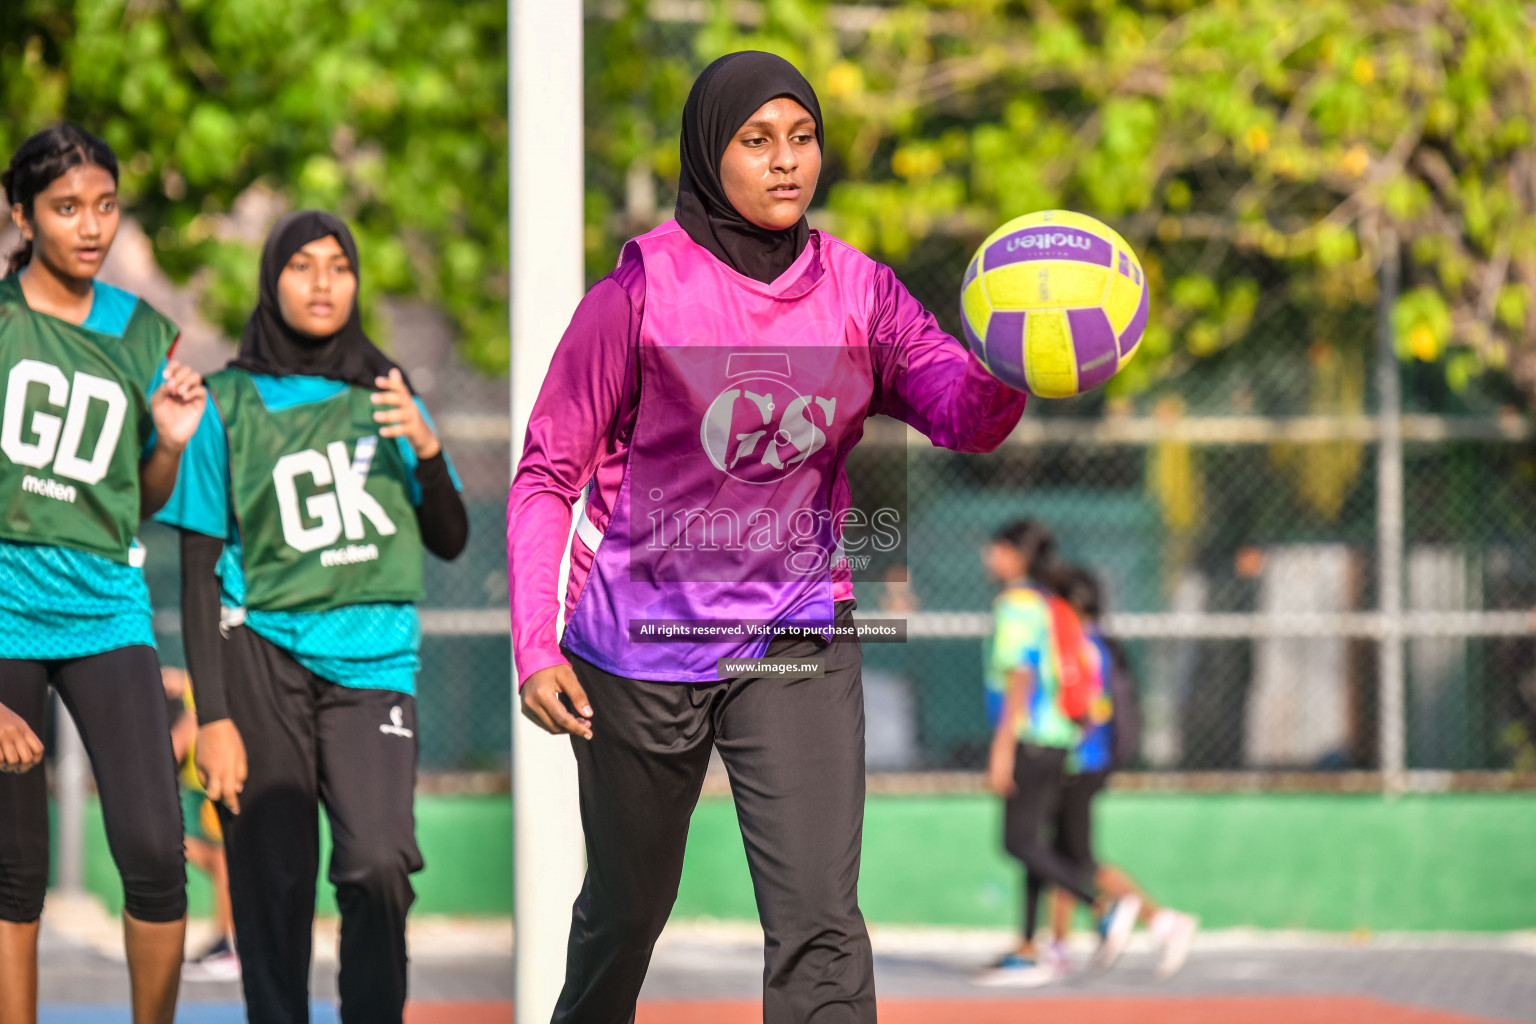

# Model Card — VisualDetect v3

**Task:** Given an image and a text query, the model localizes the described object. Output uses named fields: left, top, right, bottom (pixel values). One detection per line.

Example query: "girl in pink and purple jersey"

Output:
left=507, top=51, right=1028, bottom=1024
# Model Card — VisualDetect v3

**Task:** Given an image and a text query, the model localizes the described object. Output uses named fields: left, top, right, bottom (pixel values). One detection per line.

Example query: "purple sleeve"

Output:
left=507, top=258, right=642, bottom=687
left=868, top=264, right=1027, bottom=452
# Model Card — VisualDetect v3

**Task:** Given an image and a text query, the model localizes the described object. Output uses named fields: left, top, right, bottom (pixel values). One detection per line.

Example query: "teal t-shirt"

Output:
left=0, top=280, right=166, bottom=659
left=155, top=373, right=458, bottom=695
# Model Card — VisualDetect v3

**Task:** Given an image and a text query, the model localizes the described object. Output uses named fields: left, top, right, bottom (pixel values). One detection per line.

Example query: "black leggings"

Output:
left=1024, top=768, right=1108, bottom=940
left=0, top=645, right=187, bottom=923
left=1003, top=742, right=1097, bottom=928
left=218, top=626, right=422, bottom=1024
left=555, top=603, right=875, bottom=1024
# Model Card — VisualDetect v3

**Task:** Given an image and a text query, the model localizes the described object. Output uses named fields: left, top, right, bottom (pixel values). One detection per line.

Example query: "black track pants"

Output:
left=1003, top=742, right=1098, bottom=934
left=553, top=607, right=876, bottom=1024
left=0, top=645, right=187, bottom=923
left=218, top=626, right=423, bottom=1024
left=1023, top=768, right=1107, bottom=940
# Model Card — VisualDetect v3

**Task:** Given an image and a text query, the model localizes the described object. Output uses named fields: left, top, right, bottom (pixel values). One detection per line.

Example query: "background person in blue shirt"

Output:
left=157, top=211, right=467, bottom=1024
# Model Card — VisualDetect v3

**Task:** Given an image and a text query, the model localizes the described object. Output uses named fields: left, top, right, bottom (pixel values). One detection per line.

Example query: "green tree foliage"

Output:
left=0, top=0, right=508, bottom=371
left=5, top=1, right=1532, bottom=391
left=587, top=0, right=1536, bottom=397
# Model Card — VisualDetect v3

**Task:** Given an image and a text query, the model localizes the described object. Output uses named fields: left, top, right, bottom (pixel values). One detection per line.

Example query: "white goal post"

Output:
left=509, top=1, right=586, bottom=1020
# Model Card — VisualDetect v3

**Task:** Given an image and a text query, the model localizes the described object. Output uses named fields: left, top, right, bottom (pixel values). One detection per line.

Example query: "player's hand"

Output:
left=150, top=360, right=207, bottom=452
left=988, top=737, right=1017, bottom=797
left=195, top=719, right=248, bottom=814
left=521, top=662, right=594, bottom=740
left=371, top=368, right=440, bottom=458
left=0, top=702, right=44, bottom=774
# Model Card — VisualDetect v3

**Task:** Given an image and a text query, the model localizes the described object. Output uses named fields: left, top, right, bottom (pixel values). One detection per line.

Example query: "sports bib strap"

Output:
left=208, top=370, right=424, bottom=612
left=0, top=276, right=175, bottom=563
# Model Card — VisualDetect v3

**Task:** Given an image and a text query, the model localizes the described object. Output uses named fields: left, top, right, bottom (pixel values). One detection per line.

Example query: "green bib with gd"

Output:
left=208, top=369, right=424, bottom=612
left=0, top=276, right=175, bottom=563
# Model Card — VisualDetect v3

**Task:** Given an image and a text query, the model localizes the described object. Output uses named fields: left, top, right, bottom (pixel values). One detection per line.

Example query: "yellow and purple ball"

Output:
left=960, top=210, right=1149, bottom=398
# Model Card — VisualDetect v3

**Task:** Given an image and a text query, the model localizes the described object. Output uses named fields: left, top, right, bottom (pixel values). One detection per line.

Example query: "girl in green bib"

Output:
left=0, top=124, right=204, bottom=1024
left=157, top=211, right=467, bottom=1024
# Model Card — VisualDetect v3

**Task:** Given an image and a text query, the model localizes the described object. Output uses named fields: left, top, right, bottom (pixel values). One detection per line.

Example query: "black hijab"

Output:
left=675, top=51, right=825, bottom=284
left=229, top=210, right=405, bottom=389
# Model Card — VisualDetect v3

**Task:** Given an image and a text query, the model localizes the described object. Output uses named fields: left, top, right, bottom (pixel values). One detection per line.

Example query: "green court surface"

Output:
left=67, top=791, right=1536, bottom=931
left=72, top=794, right=511, bottom=918
left=678, top=791, right=1536, bottom=931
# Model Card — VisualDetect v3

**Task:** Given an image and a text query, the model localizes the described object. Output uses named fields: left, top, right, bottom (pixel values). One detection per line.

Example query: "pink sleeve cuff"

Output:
left=515, top=646, right=571, bottom=690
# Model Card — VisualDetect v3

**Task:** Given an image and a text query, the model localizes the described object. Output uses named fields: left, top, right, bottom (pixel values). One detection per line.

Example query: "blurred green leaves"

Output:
left=5, top=0, right=1534, bottom=395
left=0, top=0, right=508, bottom=372
left=587, top=0, right=1536, bottom=397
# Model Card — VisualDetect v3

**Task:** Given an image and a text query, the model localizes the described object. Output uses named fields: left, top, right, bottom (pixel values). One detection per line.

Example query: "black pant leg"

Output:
left=315, top=686, right=423, bottom=1024
left=1024, top=870, right=1044, bottom=942
left=1026, top=772, right=1076, bottom=942
left=713, top=629, right=877, bottom=1024
left=1057, top=771, right=1107, bottom=871
left=554, top=651, right=716, bottom=1024
left=220, top=627, right=321, bottom=1024
left=1004, top=744, right=1097, bottom=905
left=52, top=645, right=187, bottom=923
left=0, top=660, right=50, bottom=923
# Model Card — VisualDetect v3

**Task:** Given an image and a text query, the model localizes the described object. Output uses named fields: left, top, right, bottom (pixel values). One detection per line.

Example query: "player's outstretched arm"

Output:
left=867, top=265, right=1026, bottom=453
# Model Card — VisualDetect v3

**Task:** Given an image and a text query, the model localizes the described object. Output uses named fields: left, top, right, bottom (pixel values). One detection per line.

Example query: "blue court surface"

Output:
left=41, top=1007, right=338, bottom=1023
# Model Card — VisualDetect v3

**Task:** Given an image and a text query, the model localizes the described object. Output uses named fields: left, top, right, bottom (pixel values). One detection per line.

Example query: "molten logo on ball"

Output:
left=1003, top=231, right=1094, bottom=254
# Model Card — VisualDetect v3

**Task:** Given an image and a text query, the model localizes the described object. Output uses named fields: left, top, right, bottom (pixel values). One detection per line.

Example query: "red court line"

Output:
left=406, top=1003, right=512, bottom=1024
left=410, top=996, right=1510, bottom=1024
left=631, top=997, right=1507, bottom=1024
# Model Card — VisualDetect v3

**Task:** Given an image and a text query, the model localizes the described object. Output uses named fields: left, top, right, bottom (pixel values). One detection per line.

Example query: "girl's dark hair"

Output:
left=991, top=518, right=1055, bottom=582
left=1052, top=563, right=1103, bottom=621
left=2, top=124, right=119, bottom=276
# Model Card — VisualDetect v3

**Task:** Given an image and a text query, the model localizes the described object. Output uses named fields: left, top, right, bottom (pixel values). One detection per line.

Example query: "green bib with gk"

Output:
left=207, top=369, right=423, bottom=612
left=0, top=276, right=175, bottom=563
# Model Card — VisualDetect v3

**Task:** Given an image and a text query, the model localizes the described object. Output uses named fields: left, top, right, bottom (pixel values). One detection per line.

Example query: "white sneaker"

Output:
left=182, top=937, right=241, bottom=983
left=1044, top=941, right=1072, bottom=978
left=1151, top=910, right=1198, bottom=980
left=1091, top=893, right=1142, bottom=972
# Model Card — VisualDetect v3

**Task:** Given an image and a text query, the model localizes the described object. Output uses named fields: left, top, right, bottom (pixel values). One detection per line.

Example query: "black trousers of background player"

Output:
left=218, top=626, right=423, bottom=1024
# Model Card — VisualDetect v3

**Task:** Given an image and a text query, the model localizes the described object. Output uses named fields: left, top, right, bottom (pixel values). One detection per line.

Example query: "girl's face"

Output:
left=277, top=234, right=356, bottom=338
left=719, top=97, right=821, bottom=232
left=983, top=542, right=1027, bottom=584
left=11, top=163, right=119, bottom=281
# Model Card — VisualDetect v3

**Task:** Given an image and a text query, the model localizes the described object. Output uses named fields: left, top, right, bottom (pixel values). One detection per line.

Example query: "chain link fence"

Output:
left=575, top=4, right=1536, bottom=786
left=133, top=4, right=1536, bottom=784
left=855, top=245, right=1536, bottom=780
